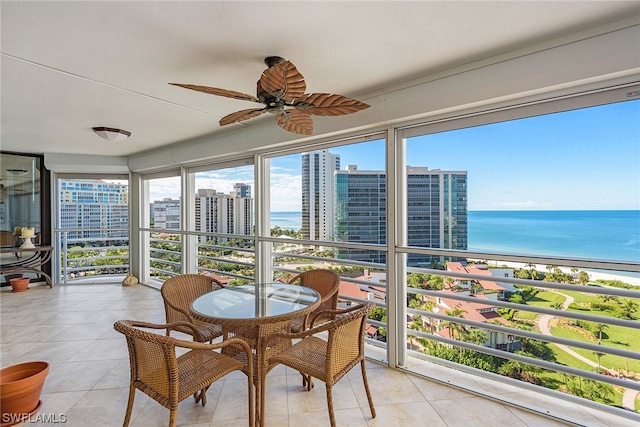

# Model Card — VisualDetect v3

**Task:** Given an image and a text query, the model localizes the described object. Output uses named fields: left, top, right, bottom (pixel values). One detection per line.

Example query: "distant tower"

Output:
left=233, top=182, right=251, bottom=198
left=301, top=150, right=340, bottom=240
left=335, top=165, right=467, bottom=265
left=152, top=198, right=181, bottom=230
left=194, top=184, right=253, bottom=241
left=59, top=179, right=129, bottom=239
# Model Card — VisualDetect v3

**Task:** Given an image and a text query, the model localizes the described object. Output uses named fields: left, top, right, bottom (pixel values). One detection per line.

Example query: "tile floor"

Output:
left=1, top=282, right=638, bottom=427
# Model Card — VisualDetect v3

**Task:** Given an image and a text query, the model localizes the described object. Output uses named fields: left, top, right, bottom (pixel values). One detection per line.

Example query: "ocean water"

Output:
left=271, top=210, right=640, bottom=262
left=468, top=210, right=640, bottom=262
left=271, top=211, right=302, bottom=232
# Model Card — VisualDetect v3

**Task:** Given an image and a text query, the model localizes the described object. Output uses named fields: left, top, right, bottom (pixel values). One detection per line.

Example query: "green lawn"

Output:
left=528, top=291, right=567, bottom=307
left=539, top=343, right=625, bottom=408
left=511, top=286, right=639, bottom=409
left=514, top=291, right=566, bottom=321
left=549, top=325, right=640, bottom=374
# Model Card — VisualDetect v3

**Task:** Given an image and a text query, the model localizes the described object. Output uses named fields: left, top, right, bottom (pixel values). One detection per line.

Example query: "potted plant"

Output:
left=8, top=277, right=30, bottom=293
left=0, top=361, right=49, bottom=426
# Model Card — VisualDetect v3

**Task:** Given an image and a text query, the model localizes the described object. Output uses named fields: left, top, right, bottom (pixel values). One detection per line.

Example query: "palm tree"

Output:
left=464, top=329, right=487, bottom=346
left=498, top=352, right=542, bottom=384
left=592, top=323, right=609, bottom=343
left=577, top=271, right=590, bottom=285
left=570, top=266, right=578, bottom=279
left=593, top=350, right=605, bottom=372
left=618, top=299, right=639, bottom=320
left=443, top=307, right=467, bottom=340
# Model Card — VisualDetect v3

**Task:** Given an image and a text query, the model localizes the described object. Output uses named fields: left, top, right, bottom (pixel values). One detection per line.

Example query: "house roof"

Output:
left=446, top=262, right=506, bottom=292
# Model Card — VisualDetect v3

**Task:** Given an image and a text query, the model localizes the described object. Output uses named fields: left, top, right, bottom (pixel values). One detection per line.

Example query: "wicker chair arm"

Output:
left=261, top=316, right=337, bottom=350
left=164, top=298, right=196, bottom=321
left=308, top=304, right=367, bottom=327
left=115, top=320, right=252, bottom=362
left=285, top=272, right=302, bottom=284
left=119, top=320, right=205, bottom=341
left=176, top=335, right=251, bottom=355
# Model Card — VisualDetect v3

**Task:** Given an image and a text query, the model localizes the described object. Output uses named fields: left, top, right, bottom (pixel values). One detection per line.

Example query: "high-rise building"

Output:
left=152, top=198, right=180, bottom=230
left=233, top=183, right=251, bottom=198
left=59, top=179, right=129, bottom=239
left=195, top=186, right=253, bottom=240
left=335, top=165, right=467, bottom=265
left=301, top=150, right=340, bottom=240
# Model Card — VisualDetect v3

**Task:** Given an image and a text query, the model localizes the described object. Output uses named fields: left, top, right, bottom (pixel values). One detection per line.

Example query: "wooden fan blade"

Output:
left=169, top=83, right=259, bottom=102
left=260, top=61, right=306, bottom=102
left=275, top=110, right=313, bottom=135
left=293, top=93, right=370, bottom=116
left=219, top=108, right=267, bottom=126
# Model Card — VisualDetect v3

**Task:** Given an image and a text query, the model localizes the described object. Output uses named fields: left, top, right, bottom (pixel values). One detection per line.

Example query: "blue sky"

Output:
left=152, top=99, right=640, bottom=211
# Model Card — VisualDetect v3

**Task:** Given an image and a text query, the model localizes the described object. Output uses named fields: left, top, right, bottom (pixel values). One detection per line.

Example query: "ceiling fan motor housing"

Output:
left=264, top=56, right=286, bottom=67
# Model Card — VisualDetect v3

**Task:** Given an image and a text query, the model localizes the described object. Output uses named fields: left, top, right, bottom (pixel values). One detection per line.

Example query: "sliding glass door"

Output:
left=54, top=174, right=129, bottom=284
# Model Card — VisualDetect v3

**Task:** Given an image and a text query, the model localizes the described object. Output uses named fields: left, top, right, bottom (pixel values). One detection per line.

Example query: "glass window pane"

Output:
left=192, top=165, right=255, bottom=284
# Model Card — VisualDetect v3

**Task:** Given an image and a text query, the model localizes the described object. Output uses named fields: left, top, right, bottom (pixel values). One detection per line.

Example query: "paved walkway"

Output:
left=538, top=291, right=638, bottom=411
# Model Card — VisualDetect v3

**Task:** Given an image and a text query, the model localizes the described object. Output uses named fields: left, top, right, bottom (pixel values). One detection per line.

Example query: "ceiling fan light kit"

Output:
left=92, top=127, right=131, bottom=141
left=170, top=56, right=370, bottom=135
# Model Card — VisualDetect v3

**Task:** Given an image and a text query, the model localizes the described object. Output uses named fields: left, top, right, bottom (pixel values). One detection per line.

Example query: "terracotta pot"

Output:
left=8, top=278, right=29, bottom=293
left=0, top=361, right=49, bottom=426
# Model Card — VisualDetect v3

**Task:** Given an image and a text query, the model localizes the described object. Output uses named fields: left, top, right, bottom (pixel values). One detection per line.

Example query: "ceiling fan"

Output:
left=170, top=56, right=370, bottom=135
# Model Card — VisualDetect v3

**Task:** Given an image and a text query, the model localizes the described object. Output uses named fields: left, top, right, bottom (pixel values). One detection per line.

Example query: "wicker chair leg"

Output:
left=169, top=409, right=177, bottom=427
left=301, top=372, right=314, bottom=390
left=122, top=385, right=136, bottom=427
left=258, top=372, right=265, bottom=427
left=248, top=372, right=255, bottom=427
left=325, top=384, right=336, bottom=427
left=201, top=387, right=207, bottom=406
left=360, top=360, right=376, bottom=419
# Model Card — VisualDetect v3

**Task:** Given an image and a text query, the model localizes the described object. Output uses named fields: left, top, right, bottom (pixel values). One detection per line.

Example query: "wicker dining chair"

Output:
left=114, top=320, right=254, bottom=427
left=262, top=302, right=376, bottom=427
left=161, top=274, right=225, bottom=342
left=286, top=269, right=340, bottom=332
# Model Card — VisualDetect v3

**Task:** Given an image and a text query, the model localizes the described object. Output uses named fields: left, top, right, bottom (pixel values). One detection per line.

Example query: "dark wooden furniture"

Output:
left=0, top=245, right=53, bottom=288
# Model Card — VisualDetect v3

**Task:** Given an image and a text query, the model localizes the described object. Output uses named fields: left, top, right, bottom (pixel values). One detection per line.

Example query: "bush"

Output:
left=590, top=302, right=615, bottom=312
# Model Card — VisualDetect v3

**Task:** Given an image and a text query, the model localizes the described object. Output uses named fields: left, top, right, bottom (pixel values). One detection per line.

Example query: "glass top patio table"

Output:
left=190, top=282, right=321, bottom=427
left=191, top=282, right=320, bottom=321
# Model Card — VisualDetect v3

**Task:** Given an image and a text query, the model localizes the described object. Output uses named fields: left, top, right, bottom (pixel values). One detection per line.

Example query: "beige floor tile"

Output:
left=507, top=407, right=575, bottom=427
left=368, top=401, right=447, bottom=427
left=66, top=338, right=128, bottom=361
left=409, top=374, right=478, bottom=401
left=353, top=364, right=424, bottom=406
left=211, top=378, right=252, bottom=423
left=430, top=395, right=529, bottom=427
left=48, top=322, right=114, bottom=341
left=43, top=359, right=119, bottom=393
left=2, top=282, right=636, bottom=427
left=61, top=388, right=143, bottom=427
left=18, top=339, right=94, bottom=364
left=259, top=374, right=289, bottom=418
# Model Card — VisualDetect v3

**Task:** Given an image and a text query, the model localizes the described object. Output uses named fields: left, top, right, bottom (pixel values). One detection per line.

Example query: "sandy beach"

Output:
left=490, top=261, right=640, bottom=287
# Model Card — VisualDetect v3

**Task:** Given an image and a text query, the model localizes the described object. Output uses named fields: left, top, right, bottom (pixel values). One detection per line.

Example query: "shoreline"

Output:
left=488, top=261, right=640, bottom=287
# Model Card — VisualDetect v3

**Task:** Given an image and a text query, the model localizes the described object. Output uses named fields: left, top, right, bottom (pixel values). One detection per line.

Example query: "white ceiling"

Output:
left=2, top=1, right=639, bottom=157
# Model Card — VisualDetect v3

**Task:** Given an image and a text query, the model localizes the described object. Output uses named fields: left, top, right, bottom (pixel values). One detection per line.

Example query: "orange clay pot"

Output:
left=0, top=361, right=49, bottom=427
left=8, top=278, right=29, bottom=293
